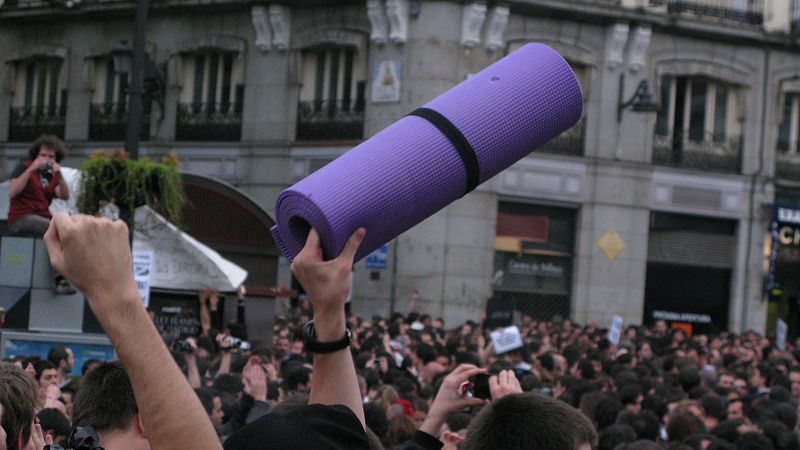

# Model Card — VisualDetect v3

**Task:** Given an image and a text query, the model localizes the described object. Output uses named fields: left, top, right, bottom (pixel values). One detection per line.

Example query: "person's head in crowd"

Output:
left=718, top=373, right=735, bottom=390
left=460, top=393, right=597, bottom=450
left=728, top=399, right=746, bottom=421
left=667, top=413, right=704, bottom=443
left=59, top=387, right=76, bottom=422
left=73, top=361, right=149, bottom=450
left=598, top=424, right=636, bottom=450
left=212, top=373, right=245, bottom=398
left=787, top=370, right=800, bottom=399
left=195, top=388, right=224, bottom=429
left=284, top=366, right=312, bottom=393
left=620, top=384, right=644, bottom=414
left=34, top=360, right=59, bottom=403
left=385, top=414, right=416, bottom=448
left=712, top=419, right=746, bottom=444
left=81, top=359, right=101, bottom=376
left=47, top=347, right=74, bottom=382
left=701, top=394, right=725, bottom=429
left=736, top=432, right=775, bottom=450
left=362, top=403, right=388, bottom=444
left=0, top=362, right=38, bottom=450
left=595, top=396, right=625, bottom=430
left=654, top=320, right=669, bottom=337
left=683, top=433, right=718, bottom=450
left=36, top=408, right=70, bottom=445
left=631, top=410, right=661, bottom=442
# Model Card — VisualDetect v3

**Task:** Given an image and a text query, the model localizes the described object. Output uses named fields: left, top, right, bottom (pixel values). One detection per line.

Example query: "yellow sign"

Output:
left=598, top=229, right=625, bottom=262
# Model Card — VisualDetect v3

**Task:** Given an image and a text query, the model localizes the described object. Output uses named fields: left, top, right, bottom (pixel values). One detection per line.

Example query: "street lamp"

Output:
left=125, top=0, right=151, bottom=161
left=617, top=74, right=660, bottom=123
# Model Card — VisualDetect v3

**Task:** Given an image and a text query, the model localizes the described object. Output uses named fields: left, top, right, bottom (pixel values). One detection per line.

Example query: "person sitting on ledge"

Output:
left=7, top=134, right=70, bottom=236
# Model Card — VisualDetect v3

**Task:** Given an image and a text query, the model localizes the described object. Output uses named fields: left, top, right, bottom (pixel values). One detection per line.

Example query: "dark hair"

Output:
left=598, top=424, right=636, bottom=450
left=37, top=408, right=72, bottom=438
left=48, top=347, right=70, bottom=367
left=363, top=403, right=389, bottom=442
left=28, top=134, right=66, bottom=162
left=285, top=366, right=312, bottom=391
left=631, top=410, right=661, bottom=441
left=461, top=393, right=598, bottom=450
left=668, top=413, right=703, bottom=443
left=0, top=363, right=38, bottom=450
left=735, top=432, right=775, bottom=450
left=445, top=412, right=472, bottom=433
left=595, top=397, right=625, bottom=430
left=82, top=359, right=101, bottom=375
left=415, top=344, right=436, bottom=365
left=195, top=387, right=219, bottom=415
left=34, top=359, right=57, bottom=380
left=620, top=384, right=643, bottom=406
left=701, top=394, right=726, bottom=421
left=73, top=361, right=139, bottom=432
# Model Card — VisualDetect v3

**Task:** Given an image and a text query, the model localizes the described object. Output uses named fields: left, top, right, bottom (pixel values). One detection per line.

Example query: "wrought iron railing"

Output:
left=652, top=130, right=742, bottom=174
left=667, top=0, right=764, bottom=25
left=296, top=99, right=365, bottom=141
left=538, top=118, right=586, bottom=157
left=89, top=102, right=150, bottom=141
left=8, top=105, right=66, bottom=142
left=776, top=151, right=800, bottom=181
left=176, top=102, right=241, bottom=141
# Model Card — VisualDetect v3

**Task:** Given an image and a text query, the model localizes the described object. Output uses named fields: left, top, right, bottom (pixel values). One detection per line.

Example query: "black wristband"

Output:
left=303, top=320, right=353, bottom=354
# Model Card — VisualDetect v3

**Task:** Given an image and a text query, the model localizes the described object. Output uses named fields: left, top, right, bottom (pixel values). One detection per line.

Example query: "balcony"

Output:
left=176, top=102, right=241, bottom=141
left=776, top=152, right=800, bottom=181
left=296, top=99, right=365, bottom=141
left=89, top=102, right=150, bottom=141
left=538, top=118, right=586, bottom=157
left=8, top=105, right=66, bottom=142
left=653, top=131, right=742, bottom=174
left=667, top=0, right=764, bottom=25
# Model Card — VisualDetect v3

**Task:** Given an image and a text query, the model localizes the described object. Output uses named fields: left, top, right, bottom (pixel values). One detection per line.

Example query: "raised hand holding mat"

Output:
left=271, top=43, right=583, bottom=263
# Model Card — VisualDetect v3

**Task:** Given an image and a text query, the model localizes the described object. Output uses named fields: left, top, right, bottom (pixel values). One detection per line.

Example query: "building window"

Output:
left=296, top=44, right=367, bottom=141
left=9, top=57, right=67, bottom=142
left=491, top=202, right=576, bottom=321
left=778, top=93, right=800, bottom=154
left=653, top=76, right=742, bottom=173
left=507, top=42, right=588, bottom=157
left=88, top=59, right=150, bottom=141
left=176, top=51, right=243, bottom=141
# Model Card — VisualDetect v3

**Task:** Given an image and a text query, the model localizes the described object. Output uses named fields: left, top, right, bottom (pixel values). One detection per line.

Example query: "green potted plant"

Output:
left=77, top=148, right=184, bottom=229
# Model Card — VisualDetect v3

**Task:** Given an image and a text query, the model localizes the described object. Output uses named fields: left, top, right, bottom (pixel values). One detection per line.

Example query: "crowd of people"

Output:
left=2, top=215, right=800, bottom=450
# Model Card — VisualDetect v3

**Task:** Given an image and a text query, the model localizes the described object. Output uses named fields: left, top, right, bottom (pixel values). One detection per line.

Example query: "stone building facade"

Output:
left=2, top=0, right=800, bottom=333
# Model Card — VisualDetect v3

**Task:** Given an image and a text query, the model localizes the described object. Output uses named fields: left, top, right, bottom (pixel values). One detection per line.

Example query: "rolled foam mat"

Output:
left=271, top=43, right=583, bottom=262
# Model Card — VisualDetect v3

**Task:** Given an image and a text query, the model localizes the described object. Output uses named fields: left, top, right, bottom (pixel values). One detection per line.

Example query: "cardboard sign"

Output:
left=777, top=319, right=788, bottom=351
left=490, top=326, right=524, bottom=354
left=608, top=316, right=623, bottom=345
left=485, top=296, right=515, bottom=328
left=133, top=250, right=154, bottom=307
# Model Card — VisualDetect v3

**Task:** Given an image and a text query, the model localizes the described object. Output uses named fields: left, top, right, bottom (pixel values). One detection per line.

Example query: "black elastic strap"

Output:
left=408, top=107, right=480, bottom=195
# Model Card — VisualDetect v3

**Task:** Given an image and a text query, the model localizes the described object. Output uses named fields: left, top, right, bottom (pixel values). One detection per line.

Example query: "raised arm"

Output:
left=291, top=228, right=366, bottom=429
left=44, top=214, right=221, bottom=450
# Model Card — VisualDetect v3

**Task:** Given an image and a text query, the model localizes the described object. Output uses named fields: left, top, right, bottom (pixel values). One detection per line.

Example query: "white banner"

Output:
left=133, top=207, right=248, bottom=291
left=777, top=319, right=788, bottom=351
left=608, top=316, right=624, bottom=345
left=133, top=250, right=154, bottom=307
left=491, top=326, right=524, bottom=354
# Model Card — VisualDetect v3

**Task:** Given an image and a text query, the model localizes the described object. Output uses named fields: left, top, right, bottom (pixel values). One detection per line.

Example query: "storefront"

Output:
left=764, top=193, right=800, bottom=338
left=643, top=212, right=737, bottom=334
left=491, top=201, right=576, bottom=320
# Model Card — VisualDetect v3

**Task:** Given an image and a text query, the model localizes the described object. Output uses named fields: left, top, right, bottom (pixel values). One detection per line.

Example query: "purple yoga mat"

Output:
left=271, top=43, right=583, bottom=262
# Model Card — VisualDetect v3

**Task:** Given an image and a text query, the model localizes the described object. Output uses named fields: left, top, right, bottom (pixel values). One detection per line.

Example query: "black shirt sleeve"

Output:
left=10, top=162, right=26, bottom=179
left=395, top=430, right=444, bottom=450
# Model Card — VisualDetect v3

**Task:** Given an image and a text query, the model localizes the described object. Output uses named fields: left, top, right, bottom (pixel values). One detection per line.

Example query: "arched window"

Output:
left=8, top=51, right=67, bottom=142
left=296, top=32, right=368, bottom=141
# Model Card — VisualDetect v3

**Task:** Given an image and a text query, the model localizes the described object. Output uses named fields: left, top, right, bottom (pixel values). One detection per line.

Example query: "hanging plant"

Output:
left=77, top=148, right=185, bottom=228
